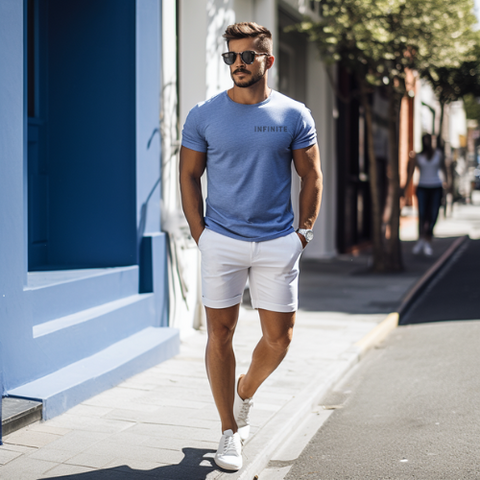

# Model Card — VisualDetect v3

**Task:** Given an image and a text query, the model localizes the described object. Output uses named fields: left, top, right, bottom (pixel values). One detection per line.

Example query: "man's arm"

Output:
left=292, top=143, right=323, bottom=247
left=179, top=146, right=207, bottom=244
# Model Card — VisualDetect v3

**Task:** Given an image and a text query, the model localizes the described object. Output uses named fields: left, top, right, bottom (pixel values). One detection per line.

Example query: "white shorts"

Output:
left=197, top=229, right=303, bottom=312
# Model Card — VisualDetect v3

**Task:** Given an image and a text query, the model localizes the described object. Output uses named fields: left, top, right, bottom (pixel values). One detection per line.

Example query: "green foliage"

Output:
left=294, top=0, right=478, bottom=92
left=421, top=40, right=480, bottom=106
left=464, top=93, right=480, bottom=121
left=293, top=0, right=479, bottom=271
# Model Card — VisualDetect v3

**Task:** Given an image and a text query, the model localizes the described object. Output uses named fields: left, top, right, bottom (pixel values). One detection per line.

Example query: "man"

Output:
left=179, top=22, right=323, bottom=471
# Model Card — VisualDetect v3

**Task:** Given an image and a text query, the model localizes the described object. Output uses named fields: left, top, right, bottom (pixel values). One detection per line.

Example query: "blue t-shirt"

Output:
left=181, top=90, right=317, bottom=242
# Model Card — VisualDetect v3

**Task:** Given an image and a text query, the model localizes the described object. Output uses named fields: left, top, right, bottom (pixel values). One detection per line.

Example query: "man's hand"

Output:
left=296, top=231, right=307, bottom=249
left=193, top=226, right=205, bottom=246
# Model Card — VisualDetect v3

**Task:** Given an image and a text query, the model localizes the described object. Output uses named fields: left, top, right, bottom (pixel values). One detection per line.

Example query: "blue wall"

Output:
left=0, top=0, right=27, bottom=392
left=0, top=0, right=177, bottom=420
left=136, top=0, right=162, bottom=240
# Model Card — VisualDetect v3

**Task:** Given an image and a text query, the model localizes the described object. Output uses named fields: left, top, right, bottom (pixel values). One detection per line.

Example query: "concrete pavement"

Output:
left=1, top=197, right=477, bottom=480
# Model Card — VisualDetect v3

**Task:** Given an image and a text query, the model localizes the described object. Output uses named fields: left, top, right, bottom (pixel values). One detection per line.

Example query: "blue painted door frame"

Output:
left=27, top=0, right=138, bottom=271
left=27, top=0, right=49, bottom=269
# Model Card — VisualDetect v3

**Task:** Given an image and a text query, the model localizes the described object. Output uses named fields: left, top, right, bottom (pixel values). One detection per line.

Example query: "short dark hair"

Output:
left=223, top=22, right=273, bottom=54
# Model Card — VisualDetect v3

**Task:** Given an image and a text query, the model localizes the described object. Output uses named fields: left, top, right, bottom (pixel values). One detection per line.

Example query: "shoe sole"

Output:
left=214, top=456, right=242, bottom=471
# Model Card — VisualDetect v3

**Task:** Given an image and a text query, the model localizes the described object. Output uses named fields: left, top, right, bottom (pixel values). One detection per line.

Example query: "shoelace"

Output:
left=238, top=399, right=253, bottom=424
left=223, top=434, right=240, bottom=456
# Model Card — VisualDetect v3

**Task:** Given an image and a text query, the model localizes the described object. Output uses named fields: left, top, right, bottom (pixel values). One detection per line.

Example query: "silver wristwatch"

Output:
left=297, top=228, right=314, bottom=243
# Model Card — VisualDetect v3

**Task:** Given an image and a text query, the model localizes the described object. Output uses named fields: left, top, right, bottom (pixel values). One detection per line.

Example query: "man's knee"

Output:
left=258, top=309, right=295, bottom=353
left=206, top=306, right=239, bottom=346
left=208, top=322, right=236, bottom=345
left=264, top=328, right=293, bottom=353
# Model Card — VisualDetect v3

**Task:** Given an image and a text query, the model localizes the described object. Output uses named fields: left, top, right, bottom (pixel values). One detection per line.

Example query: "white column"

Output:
left=161, top=0, right=179, bottom=214
left=206, top=0, right=235, bottom=99
left=303, top=42, right=337, bottom=258
left=233, top=0, right=254, bottom=21
left=168, top=0, right=210, bottom=335
left=179, top=0, right=208, bottom=124
left=253, top=0, right=278, bottom=90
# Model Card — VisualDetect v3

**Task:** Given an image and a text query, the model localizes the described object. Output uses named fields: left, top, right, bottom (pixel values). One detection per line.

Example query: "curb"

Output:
left=217, top=235, right=469, bottom=479
left=217, top=346, right=363, bottom=480
left=354, top=312, right=399, bottom=357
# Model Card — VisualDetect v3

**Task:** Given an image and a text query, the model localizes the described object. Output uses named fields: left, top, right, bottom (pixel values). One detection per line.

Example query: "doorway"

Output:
left=26, top=0, right=138, bottom=271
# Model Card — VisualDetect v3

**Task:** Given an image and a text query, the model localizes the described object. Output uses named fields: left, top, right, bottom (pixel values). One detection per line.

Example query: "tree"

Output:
left=464, top=93, right=480, bottom=123
left=420, top=41, right=480, bottom=143
left=294, top=0, right=478, bottom=272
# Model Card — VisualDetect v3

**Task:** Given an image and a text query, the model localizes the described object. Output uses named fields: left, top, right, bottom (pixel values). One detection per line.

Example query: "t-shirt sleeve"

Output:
left=181, top=106, right=207, bottom=153
left=292, top=106, right=317, bottom=150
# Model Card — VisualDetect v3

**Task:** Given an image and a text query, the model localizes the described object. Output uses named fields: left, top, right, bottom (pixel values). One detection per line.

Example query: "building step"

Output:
left=25, top=266, right=140, bottom=325
left=8, top=326, right=179, bottom=420
left=31, top=293, right=157, bottom=374
left=1, top=397, right=42, bottom=436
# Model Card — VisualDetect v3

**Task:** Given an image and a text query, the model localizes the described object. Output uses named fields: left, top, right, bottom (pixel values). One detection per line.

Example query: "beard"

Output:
left=231, top=66, right=266, bottom=88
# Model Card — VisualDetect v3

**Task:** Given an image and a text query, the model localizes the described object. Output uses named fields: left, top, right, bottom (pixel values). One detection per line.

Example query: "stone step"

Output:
left=25, top=266, right=140, bottom=325
left=1, top=397, right=42, bottom=436
left=7, top=326, right=179, bottom=420
left=30, top=293, right=157, bottom=377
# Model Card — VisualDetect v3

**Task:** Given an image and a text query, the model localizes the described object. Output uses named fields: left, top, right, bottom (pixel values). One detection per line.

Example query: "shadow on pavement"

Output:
left=296, top=238, right=457, bottom=315
left=41, top=447, right=218, bottom=480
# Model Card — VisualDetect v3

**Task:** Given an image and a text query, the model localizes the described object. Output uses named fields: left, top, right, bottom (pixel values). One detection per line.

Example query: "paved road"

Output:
left=282, top=321, right=480, bottom=480
left=283, top=320, right=480, bottom=480
left=276, top=238, right=480, bottom=480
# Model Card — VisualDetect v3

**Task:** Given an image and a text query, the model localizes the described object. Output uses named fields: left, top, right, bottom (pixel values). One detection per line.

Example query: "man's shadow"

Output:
left=41, top=447, right=219, bottom=479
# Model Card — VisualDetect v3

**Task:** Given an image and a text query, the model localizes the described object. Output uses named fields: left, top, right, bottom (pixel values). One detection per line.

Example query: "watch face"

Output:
left=305, top=230, right=314, bottom=242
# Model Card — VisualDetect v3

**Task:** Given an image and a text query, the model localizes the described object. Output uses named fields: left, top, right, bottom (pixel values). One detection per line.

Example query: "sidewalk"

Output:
left=1, top=201, right=476, bottom=480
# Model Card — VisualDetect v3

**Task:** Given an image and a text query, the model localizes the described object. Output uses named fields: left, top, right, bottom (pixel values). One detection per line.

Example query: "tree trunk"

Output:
left=438, top=101, right=445, bottom=147
left=359, top=81, right=385, bottom=271
left=383, top=87, right=403, bottom=272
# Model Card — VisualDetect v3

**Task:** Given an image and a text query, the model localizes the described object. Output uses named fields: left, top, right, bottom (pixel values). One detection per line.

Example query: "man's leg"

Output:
left=237, top=309, right=295, bottom=400
left=205, top=304, right=241, bottom=433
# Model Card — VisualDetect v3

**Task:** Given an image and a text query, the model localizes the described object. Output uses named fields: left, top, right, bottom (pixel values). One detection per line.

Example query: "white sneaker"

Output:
left=214, top=429, right=242, bottom=471
left=423, top=242, right=433, bottom=256
left=234, top=378, right=254, bottom=441
left=412, top=239, right=424, bottom=255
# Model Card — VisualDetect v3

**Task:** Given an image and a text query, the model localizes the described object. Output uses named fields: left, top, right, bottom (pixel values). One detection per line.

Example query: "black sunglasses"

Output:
left=221, top=51, right=270, bottom=65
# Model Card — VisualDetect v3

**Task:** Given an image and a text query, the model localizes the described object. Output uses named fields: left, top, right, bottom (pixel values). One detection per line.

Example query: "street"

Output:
left=261, top=239, right=480, bottom=480
left=282, top=320, right=480, bottom=480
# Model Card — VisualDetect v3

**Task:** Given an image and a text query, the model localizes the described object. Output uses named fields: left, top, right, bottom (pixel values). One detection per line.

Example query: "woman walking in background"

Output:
left=402, top=134, right=448, bottom=256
